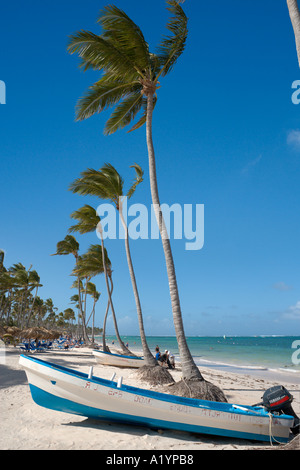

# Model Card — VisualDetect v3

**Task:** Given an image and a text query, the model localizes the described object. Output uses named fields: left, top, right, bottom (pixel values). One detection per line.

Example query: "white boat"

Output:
left=93, top=349, right=144, bottom=368
left=19, top=355, right=295, bottom=443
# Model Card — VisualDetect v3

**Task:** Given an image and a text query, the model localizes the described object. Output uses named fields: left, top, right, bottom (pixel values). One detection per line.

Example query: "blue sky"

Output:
left=1, top=0, right=299, bottom=336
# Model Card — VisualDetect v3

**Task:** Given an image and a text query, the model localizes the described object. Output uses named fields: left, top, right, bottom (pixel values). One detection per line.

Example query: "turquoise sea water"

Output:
left=96, top=335, right=300, bottom=380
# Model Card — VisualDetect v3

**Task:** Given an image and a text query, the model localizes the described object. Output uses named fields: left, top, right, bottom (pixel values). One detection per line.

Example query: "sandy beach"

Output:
left=0, top=345, right=299, bottom=451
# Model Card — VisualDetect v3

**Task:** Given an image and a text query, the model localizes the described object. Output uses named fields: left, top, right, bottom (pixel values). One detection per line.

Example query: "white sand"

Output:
left=0, top=345, right=299, bottom=450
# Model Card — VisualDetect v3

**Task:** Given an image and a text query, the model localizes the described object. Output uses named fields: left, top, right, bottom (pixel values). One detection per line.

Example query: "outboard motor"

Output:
left=261, top=386, right=299, bottom=435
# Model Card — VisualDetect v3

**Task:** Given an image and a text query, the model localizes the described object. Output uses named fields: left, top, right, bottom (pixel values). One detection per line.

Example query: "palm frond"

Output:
left=156, top=0, right=188, bottom=79
left=127, top=95, right=157, bottom=133
left=98, top=5, right=151, bottom=74
left=126, top=164, right=144, bottom=199
left=98, top=163, right=124, bottom=199
left=71, top=279, right=84, bottom=291
left=75, top=78, right=140, bottom=121
left=69, top=205, right=100, bottom=234
left=104, top=90, right=143, bottom=135
left=69, top=167, right=123, bottom=205
left=52, top=235, right=79, bottom=256
left=0, top=250, right=4, bottom=268
left=73, top=244, right=111, bottom=279
left=69, top=176, right=107, bottom=199
left=67, top=30, right=139, bottom=80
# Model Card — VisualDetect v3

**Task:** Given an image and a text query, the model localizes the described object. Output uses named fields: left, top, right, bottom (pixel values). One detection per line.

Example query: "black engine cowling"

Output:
left=261, top=386, right=299, bottom=435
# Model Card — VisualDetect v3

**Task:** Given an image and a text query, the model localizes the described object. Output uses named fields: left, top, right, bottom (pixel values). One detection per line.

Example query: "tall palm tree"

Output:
left=0, top=254, right=17, bottom=323
left=44, top=298, right=58, bottom=329
left=25, top=270, right=43, bottom=327
left=68, top=207, right=111, bottom=348
left=31, top=296, right=47, bottom=326
left=52, top=235, right=89, bottom=342
left=74, top=243, right=131, bottom=355
left=287, top=0, right=300, bottom=66
left=63, top=307, right=76, bottom=333
left=85, top=282, right=100, bottom=343
left=69, top=164, right=156, bottom=366
left=9, top=264, right=29, bottom=327
left=67, top=2, right=226, bottom=398
left=9, top=263, right=42, bottom=328
left=72, top=253, right=96, bottom=342
left=0, top=250, right=5, bottom=271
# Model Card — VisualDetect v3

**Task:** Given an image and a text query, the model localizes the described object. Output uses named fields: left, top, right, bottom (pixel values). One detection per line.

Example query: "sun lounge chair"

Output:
left=18, top=341, right=46, bottom=353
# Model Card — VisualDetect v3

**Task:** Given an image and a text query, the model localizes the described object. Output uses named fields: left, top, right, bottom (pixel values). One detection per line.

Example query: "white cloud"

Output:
left=273, top=282, right=293, bottom=291
left=283, top=301, right=300, bottom=320
left=241, top=154, right=262, bottom=174
left=287, top=129, right=300, bottom=148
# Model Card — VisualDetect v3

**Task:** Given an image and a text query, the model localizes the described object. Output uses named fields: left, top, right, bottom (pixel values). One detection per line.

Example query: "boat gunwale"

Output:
left=93, top=349, right=143, bottom=360
left=19, top=354, right=293, bottom=421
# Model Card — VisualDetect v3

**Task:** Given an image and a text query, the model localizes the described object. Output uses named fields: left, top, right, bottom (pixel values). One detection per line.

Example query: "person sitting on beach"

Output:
left=165, top=350, right=175, bottom=369
left=155, top=346, right=172, bottom=369
left=155, top=346, right=161, bottom=361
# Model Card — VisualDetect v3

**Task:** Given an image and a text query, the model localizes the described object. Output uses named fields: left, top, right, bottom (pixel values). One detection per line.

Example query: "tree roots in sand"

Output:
left=137, top=365, right=175, bottom=386
left=137, top=366, right=227, bottom=403
left=165, top=379, right=228, bottom=403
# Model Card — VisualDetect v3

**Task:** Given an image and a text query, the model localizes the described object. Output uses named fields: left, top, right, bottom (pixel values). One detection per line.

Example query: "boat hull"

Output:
left=93, top=349, right=144, bottom=368
left=19, top=355, right=294, bottom=443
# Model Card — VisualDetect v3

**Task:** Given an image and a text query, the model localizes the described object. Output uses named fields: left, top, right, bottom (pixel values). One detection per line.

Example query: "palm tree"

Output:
left=52, top=235, right=89, bottom=342
left=0, top=250, right=4, bottom=271
left=69, top=163, right=156, bottom=366
left=74, top=243, right=131, bottom=355
left=44, top=298, right=58, bottom=328
left=9, top=263, right=42, bottom=328
left=85, top=282, right=100, bottom=343
left=287, top=0, right=300, bottom=66
left=67, top=2, right=226, bottom=399
left=31, top=296, right=47, bottom=326
left=25, top=270, right=43, bottom=327
left=68, top=211, right=113, bottom=350
left=0, top=260, right=17, bottom=323
left=63, top=307, right=76, bottom=333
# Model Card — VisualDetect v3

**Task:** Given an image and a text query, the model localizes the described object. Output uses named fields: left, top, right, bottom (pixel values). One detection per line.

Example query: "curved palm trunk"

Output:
left=75, top=256, right=90, bottom=344
left=119, top=208, right=156, bottom=366
left=98, top=223, right=133, bottom=356
left=26, top=286, right=39, bottom=328
left=146, top=93, right=204, bottom=382
left=86, top=300, right=96, bottom=343
left=91, top=300, right=96, bottom=344
left=102, top=277, right=113, bottom=353
left=78, top=282, right=90, bottom=343
left=102, top=302, right=110, bottom=352
left=287, top=0, right=300, bottom=66
left=18, top=290, right=26, bottom=329
left=102, top=278, right=113, bottom=353
left=82, top=278, right=91, bottom=343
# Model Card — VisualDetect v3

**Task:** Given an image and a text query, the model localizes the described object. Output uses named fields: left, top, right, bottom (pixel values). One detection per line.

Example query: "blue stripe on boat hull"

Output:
left=28, top=384, right=289, bottom=443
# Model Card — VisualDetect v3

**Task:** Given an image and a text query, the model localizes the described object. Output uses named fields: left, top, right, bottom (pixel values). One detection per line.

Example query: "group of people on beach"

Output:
left=155, top=346, right=175, bottom=369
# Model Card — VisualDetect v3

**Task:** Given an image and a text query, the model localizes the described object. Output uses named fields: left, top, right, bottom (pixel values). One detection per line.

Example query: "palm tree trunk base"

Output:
left=137, top=364, right=175, bottom=386
left=167, top=379, right=227, bottom=403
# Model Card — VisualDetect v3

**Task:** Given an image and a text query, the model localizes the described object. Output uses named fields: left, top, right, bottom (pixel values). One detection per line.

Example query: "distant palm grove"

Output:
left=0, top=249, right=102, bottom=338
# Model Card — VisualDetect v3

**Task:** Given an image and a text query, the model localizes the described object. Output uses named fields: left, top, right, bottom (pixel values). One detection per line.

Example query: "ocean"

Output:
left=95, top=335, right=300, bottom=382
